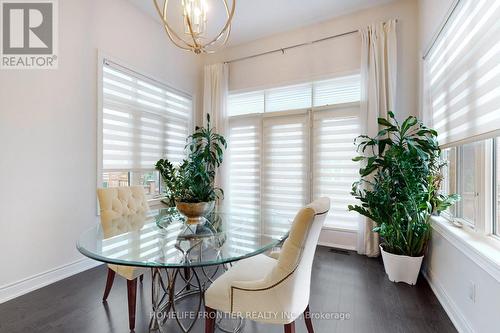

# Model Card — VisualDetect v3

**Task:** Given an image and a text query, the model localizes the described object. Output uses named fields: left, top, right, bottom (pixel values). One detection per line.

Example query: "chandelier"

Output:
left=153, top=0, right=236, bottom=54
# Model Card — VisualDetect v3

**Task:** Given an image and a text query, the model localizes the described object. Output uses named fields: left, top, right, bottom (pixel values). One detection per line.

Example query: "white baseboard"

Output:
left=423, top=268, right=473, bottom=333
left=317, top=241, right=356, bottom=251
left=318, top=227, right=357, bottom=250
left=0, top=258, right=102, bottom=304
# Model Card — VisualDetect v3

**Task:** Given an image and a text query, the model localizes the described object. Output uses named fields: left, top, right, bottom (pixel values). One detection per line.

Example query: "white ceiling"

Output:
left=129, top=0, right=395, bottom=46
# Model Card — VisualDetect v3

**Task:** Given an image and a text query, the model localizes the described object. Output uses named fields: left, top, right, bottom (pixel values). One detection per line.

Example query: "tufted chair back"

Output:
left=96, top=186, right=149, bottom=281
left=97, top=186, right=149, bottom=238
left=270, top=197, right=330, bottom=318
left=205, top=197, right=331, bottom=333
left=228, top=197, right=330, bottom=323
left=205, top=197, right=331, bottom=331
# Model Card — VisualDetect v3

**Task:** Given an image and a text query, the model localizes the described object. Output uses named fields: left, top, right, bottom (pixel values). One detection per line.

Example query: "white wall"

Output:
left=205, top=0, right=419, bottom=122
left=424, top=223, right=500, bottom=333
left=418, top=0, right=455, bottom=49
left=0, top=0, right=201, bottom=300
left=418, top=1, right=500, bottom=332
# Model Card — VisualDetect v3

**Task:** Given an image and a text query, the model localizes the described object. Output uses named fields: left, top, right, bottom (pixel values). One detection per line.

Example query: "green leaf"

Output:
left=401, top=117, right=417, bottom=135
left=378, top=118, right=393, bottom=127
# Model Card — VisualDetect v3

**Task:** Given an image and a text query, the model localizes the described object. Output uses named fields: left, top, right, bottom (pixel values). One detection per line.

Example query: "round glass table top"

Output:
left=77, top=207, right=290, bottom=268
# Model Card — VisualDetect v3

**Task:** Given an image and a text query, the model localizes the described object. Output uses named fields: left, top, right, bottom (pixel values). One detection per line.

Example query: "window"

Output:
left=265, top=83, right=312, bottom=112
left=102, top=171, right=162, bottom=196
left=226, top=116, right=261, bottom=242
left=228, top=74, right=361, bottom=117
left=457, top=142, right=480, bottom=224
left=495, top=138, right=500, bottom=236
left=424, top=0, right=500, bottom=238
left=442, top=142, right=482, bottom=226
left=441, top=147, right=457, bottom=219
left=441, top=138, right=500, bottom=234
left=313, top=75, right=361, bottom=106
left=262, top=112, right=310, bottom=234
left=312, top=106, right=361, bottom=229
left=99, top=59, right=192, bottom=198
left=424, top=0, right=500, bottom=147
left=227, top=74, right=362, bottom=232
left=227, top=90, right=264, bottom=116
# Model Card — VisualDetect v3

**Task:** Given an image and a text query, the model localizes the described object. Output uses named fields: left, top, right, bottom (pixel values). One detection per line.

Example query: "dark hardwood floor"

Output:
left=0, top=246, right=456, bottom=333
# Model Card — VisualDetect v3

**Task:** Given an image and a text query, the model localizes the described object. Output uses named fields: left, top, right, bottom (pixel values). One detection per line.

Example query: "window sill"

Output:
left=430, top=215, right=500, bottom=282
left=147, top=196, right=168, bottom=207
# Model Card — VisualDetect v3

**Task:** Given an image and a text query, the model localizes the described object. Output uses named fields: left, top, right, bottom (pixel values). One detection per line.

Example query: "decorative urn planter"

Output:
left=380, top=245, right=424, bottom=285
left=175, top=201, right=215, bottom=225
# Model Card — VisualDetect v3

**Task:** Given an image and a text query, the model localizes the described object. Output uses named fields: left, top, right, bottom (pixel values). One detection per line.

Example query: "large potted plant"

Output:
left=348, top=112, right=458, bottom=284
left=155, top=114, right=227, bottom=224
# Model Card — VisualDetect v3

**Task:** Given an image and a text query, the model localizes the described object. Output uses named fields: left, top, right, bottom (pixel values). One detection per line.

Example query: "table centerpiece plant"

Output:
left=155, top=114, right=227, bottom=224
left=348, top=111, right=459, bottom=284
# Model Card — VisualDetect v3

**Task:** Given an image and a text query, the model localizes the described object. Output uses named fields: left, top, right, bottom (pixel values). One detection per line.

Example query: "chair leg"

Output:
left=184, top=267, right=191, bottom=291
left=284, top=321, right=295, bottom=333
left=205, top=306, right=216, bottom=333
left=304, top=305, right=314, bottom=333
left=127, top=278, right=138, bottom=331
left=102, top=268, right=115, bottom=301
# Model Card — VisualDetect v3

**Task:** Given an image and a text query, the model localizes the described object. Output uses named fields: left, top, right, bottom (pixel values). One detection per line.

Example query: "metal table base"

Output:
left=149, top=266, right=243, bottom=333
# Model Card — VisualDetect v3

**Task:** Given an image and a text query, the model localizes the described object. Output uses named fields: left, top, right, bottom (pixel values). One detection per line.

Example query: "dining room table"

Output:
left=77, top=206, right=290, bottom=333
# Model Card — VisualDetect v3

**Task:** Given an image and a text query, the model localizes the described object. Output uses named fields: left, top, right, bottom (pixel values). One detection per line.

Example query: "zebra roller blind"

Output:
left=227, top=73, right=362, bottom=231
left=101, top=60, right=192, bottom=172
left=425, top=0, right=500, bottom=146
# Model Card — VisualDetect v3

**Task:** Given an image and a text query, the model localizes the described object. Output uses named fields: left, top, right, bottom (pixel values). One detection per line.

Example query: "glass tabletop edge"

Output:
left=76, top=233, right=288, bottom=269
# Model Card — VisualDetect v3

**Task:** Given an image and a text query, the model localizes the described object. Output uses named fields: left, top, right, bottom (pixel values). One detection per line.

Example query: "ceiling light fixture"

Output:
left=153, top=0, right=236, bottom=54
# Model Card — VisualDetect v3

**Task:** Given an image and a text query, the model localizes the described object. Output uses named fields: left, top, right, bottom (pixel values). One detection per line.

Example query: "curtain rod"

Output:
left=223, top=29, right=359, bottom=65
left=422, top=0, right=461, bottom=60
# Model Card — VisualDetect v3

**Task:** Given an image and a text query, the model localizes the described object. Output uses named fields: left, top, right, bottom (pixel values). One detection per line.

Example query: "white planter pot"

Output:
left=380, top=245, right=424, bottom=285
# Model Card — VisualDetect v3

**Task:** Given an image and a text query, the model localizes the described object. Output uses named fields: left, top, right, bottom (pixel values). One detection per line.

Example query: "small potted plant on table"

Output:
left=349, top=112, right=459, bottom=285
left=155, top=114, right=227, bottom=224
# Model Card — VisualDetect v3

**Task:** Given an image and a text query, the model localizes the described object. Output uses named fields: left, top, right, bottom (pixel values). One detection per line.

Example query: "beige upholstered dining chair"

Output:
left=204, top=197, right=330, bottom=333
left=97, top=186, right=150, bottom=331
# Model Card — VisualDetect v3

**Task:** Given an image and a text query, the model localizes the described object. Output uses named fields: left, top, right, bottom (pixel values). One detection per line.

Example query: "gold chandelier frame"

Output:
left=153, top=0, right=236, bottom=54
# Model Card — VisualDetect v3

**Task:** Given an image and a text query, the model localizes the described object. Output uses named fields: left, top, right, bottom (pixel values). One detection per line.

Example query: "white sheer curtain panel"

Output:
left=358, top=19, right=397, bottom=257
left=203, top=63, right=229, bottom=200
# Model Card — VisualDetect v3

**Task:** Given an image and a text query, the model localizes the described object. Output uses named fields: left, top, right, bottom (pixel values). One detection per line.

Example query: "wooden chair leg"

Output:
left=284, top=321, right=295, bottom=333
left=184, top=267, right=191, bottom=291
left=102, top=268, right=115, bottom=301
left=205, top=306, right=216, bottom=333
left=304, top=305, right=314, bottom=333
left=127, top=278, right=138, bottom=331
